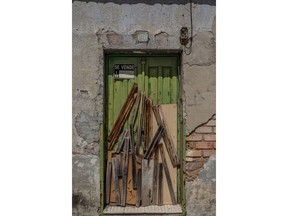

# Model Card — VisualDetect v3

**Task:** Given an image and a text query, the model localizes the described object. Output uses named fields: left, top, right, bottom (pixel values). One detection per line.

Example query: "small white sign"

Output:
left=114, top=64, right=135, bottom=79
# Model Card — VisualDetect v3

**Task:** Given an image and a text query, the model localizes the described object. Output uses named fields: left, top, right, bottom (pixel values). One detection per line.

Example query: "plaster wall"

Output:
left=72, top=1, right=216, bottom=215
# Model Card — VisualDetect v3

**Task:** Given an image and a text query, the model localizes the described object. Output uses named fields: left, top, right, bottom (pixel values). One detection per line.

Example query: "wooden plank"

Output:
left=116, top=154, right=122, bottom=177
left=150, top=104, right=177, bottom=205
left=144, top=125, right=164, bottom=159
left=130, top=93, right=141, bottom=127
left=136, top=92, right=145, bottom=154
left=159, top=144, right=177, bottom=205
left=129, top=126, right=137, bottom=190
left=109, top=93, right=137, bottom=150
left=144, top=98, right=152, bottom=152
left=108, top=83, right=137, bottom=141
left=152, top=149, right=159, bottom=205
left=158, top=163, right=163, bottom=206
left=116, top=129, right=128, bottom=154
left=108, top=83, right=138, bottom=149
left=152, top=105, right=179, bottom=167
left=121, top=138, right=129, bottom=206
left=105, top=161, right=112, bottom=205
left=141, top=159, right=154, bottom=207
left=160, top=104, right=178, bottom=204
left=112, top=157, right=121, bottom=205
left=136, top=168, right=142, bottom=207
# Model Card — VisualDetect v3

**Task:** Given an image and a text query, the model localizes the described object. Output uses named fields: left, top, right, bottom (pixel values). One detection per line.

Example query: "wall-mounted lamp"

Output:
left=179, top=27, right=190, bottom=46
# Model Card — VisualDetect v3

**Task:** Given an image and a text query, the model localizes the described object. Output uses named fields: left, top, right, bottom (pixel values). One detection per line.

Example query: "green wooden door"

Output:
left=103, top=54, right=184, bottom=211
left=106, top=55, right=179, bottom=136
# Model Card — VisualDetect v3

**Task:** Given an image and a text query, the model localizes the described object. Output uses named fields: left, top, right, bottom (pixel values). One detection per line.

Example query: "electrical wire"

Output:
left=184, top=0, right=193, bottom=55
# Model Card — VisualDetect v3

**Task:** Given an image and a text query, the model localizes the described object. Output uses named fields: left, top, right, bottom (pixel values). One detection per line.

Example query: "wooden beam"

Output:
left=141, top=159, right=154, bottom=207
left=152, top=105, right=179, bottom=167
left=115, top=129, right=128, bottom=154
left=108, top=83, right=138, bottom=150
left=136, top=168, right=142, bottom=207
left=112, top=157, right=121, bottom=206
left=158, top=163, right=163, bottom=206
left=152, top=149, right=159, bottom=205
left=121, top=138, right=129, bottom=206
left=116, top=154, right=122, bottom=177
left=144, top=125, right=164, bottom=159
left=136, top=92, right=145, bottom=154
left=144, top=98, right=152, bottom=152
left=129, top=125, right=137, bottom=190
left=159, top=144, right=177, bottom=205
left=105, top=161, right=112, bottom=205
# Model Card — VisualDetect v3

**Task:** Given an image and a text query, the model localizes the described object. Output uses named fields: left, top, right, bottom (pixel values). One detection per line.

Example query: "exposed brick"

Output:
left=186, top=149, right=193, bottom=157
left=192, top=150, right=202, bottom=157
left=195, top=126, right=213, bottom=133
left=186, top=157, right=194, bottom=162
left=206, top=119, right=216, bottom=126
left=186, top=161, right=205, bottom=171
left=191, top=133, right=203, bottom=141
left=195, top=142, right=214, bottom=149
left=186, top=142, right=195, bottom=149
left=214, top=142, right=216, bottom=149
left=203, top=150, right=216, bottom=157
left=186, top=168, right=202, bottom=181
left=203, top=134, right=216, bottom=141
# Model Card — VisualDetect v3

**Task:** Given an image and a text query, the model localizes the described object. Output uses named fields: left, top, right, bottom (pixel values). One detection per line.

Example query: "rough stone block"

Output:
left=186, top=161, right=205, bottom=171
left=73, top=155, right=100, bottom=216
left=204, top=134, right=216, bottom=141
left=206, top=119, right=216, bottom=126
left=106, top=32, right=123, bottom=45
left=195, top=142, right=214, bottom=149
left=203, top=150, right=216, bottom=158
left=195, top=126, right=213, bottom=133
left=191, top=133, right=203, bottom=141
left=192, top=150, right=203, bottom=157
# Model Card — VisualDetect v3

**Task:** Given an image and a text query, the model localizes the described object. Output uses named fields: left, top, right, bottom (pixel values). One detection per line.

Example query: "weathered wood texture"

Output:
left=112, top=158, right=121, bottom=205
left=108, top=83, right=138, bottom=150
left=152, top=105, right=179, bottom=167
left=141, top=159, right=154, bottom=207
left=158, top=163, right=163, bottom=206
left=136, top=168, right=142, bottom=207
left=159, top=144, right=177, bottom=205
left=151, top=104, right=178, bottom=205
left=105, top=161, right=112, bottom=205
left=121, top=138, right=129, bottom=206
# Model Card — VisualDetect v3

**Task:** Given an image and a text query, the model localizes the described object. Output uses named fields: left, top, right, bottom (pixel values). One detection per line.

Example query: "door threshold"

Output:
left=103, top=204, right=182, bottom=215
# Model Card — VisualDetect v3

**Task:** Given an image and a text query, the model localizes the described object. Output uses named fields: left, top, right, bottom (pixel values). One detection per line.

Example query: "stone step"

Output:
left=103, top=204, right=182, bottom=216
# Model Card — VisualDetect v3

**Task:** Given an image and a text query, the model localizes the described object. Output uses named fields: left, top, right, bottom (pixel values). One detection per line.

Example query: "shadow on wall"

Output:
left=72, top=0, right=216, bottom=6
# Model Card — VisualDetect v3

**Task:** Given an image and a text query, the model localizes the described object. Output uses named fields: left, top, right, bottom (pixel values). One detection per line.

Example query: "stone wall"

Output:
left=72, top=1, right=216, bottom=215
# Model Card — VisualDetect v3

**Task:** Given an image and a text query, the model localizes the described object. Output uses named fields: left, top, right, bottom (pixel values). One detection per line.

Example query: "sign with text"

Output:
left=114, top=64, right=135, bottom=79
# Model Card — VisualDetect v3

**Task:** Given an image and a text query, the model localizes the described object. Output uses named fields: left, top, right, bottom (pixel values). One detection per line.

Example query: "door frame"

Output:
left=100, top=50, right=186, bottom=215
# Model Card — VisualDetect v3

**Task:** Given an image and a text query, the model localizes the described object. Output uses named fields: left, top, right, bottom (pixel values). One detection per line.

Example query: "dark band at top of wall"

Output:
left=72, top=0, right=216, bottom=6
